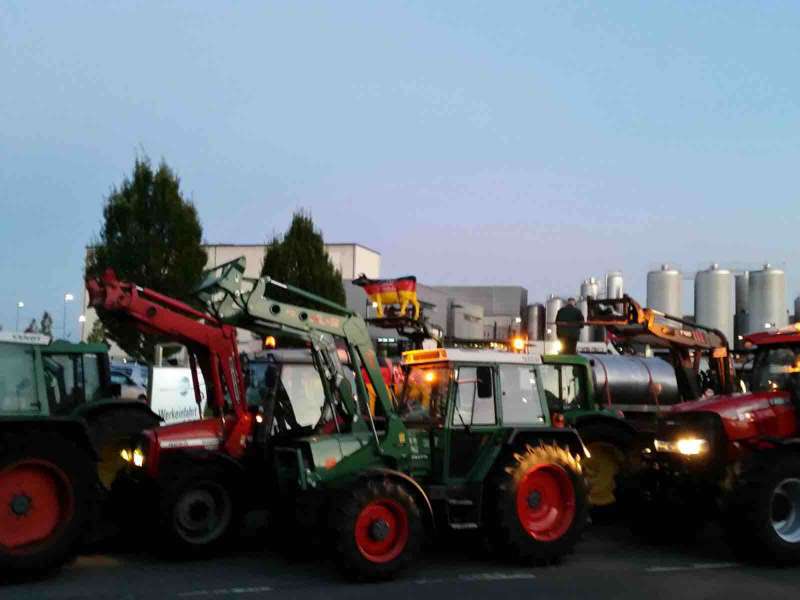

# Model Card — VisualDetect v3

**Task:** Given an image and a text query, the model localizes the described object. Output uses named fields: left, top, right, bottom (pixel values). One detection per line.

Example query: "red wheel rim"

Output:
left=0, top=460, right=74, bottom=552
left=354, top=498, right=409, bottom=563
left=515, top=464, right=576, bottom=542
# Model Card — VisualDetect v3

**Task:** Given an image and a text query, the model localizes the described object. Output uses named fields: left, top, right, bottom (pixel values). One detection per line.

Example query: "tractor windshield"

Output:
left=751, top=345, right=800, bottom=393
left=397, top=364, right=451, bottom=423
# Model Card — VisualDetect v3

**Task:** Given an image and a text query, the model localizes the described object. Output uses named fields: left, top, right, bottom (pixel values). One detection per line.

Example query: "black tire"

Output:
left=576, top=421, right=634, bottom=510
left=723, top=452, right=800, bottom=565
left=0, top=432, right=95, bottom=574
left=86, top=406, right=161, bottom=490
left=488, top=442, right=588, bottom=563
left=331, top=478, right=422, bottom=581
left=158, top=465, right=239, bottom=556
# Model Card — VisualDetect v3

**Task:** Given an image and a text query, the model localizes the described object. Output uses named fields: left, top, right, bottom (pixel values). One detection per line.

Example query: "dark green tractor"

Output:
left=0, top=332, right=160, bottom=572
left=193, top=258, right=589, bottom=580
left=540, top=354, right=636, bottom=509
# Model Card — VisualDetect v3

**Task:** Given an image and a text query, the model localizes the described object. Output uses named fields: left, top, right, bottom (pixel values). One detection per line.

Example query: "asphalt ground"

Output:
left=2, top=520, right=799, bottom=600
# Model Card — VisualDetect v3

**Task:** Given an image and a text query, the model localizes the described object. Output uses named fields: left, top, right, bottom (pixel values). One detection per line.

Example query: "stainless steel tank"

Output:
left=580, top=277, right=600, bottom=300
left=747, top=264, right=787, bottom=333
left=585, top=354, right=680, bottom=407
left=545, top=295, right=563, bottom=341
left=605, top=271, right=624, bottom=299
left=694, top=263, right=733, bottom=344
left=526, top=303, right=545, bottom=341
left=647, top=264, right=682, bottom=316
left=734, top=272, right=749, bottom=347
left=578, top=298, right=590, bottom=342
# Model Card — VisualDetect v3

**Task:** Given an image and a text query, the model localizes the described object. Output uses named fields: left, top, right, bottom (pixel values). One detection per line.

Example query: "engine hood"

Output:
left=152, top=418, right=223, bottom=450
left=670, top=390, right=796, bottom=441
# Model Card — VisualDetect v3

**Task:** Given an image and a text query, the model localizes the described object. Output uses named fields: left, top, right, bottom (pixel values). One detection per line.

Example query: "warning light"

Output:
left=264, top=336, right=277, bottom=348
left=511, top=336, right=526, bottom=352
left=424, top=371, right=436, bottom=383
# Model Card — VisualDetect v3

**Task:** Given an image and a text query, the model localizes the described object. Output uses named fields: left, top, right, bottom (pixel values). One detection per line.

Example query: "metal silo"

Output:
left=580, top=277, right=600, bottom=300
left=545, top=295, right=563, bottom=341
left=748, top=264, right=787, bottom=332
left=578, top=297, right=591, bottom=342
left=605, top=272, right=624, bottom=299
left=647, top=264, right=682, bottom=316
left=526, top=303, right=545, bottom=341
left=734, top=272, right=749, bottom=347
left=694, top=264, right=733, bottom=345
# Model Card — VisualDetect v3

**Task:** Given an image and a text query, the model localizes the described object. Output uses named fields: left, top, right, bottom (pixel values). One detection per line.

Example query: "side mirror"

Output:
left=476, top=366, right=493, bottom=398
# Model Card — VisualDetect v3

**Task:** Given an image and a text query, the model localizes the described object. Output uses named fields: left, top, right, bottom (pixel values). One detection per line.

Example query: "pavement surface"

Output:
left=2, top=521, right=799, bottom=600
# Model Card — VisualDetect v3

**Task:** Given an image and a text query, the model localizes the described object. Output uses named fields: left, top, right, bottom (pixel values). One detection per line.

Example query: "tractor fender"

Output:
left=571, top=413, right=637, bottom=438
left=359, top=468, right=436, bottom=532
left=506, top=427, right=589, bottom=459
left=73, top=399, right=163, bottom=424
left=0, top=417, right=97, bottom=459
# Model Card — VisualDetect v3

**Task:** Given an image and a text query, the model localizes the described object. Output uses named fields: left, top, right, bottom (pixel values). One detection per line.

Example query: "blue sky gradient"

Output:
left=1, top=1, right=799, bottom=336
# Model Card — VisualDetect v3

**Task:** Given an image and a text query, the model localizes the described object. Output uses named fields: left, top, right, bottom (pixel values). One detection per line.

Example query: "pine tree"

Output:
left=87, top=156, right=207, bottom=361
left=260, top=211, right=346, bottom=311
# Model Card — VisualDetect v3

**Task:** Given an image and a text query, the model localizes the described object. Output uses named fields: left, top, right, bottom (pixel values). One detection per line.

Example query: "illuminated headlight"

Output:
left=132, top=447, right=145, bottom=467
left=121, top=446, right=146, bottom=467
left=654, top=437, right=709, bottom=456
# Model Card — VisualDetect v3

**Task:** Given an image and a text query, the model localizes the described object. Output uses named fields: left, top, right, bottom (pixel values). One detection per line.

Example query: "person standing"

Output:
left=556, top=298, right=584, bottom=355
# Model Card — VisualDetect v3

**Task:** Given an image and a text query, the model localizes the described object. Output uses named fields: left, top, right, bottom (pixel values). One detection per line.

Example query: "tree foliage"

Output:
left=87, top=157, right=207, bottom=361
left=86, top=319, right=108, bottom=345
left=39, top=311, right=53, bottom=337
left=260, top=211, right=346, bottom=311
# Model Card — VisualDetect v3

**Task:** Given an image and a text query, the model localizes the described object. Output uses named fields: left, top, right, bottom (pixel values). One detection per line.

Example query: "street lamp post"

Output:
left=78, top=314, right=86, bottom=340
left=16, top=301, right=24, bottom=331
left=63, top=293, right=74, bottom=339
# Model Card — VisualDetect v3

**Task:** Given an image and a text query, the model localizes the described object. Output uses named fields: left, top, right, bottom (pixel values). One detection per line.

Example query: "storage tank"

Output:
left=694, top=263, right=733, bottom=345
left=795, top=296, right=800, bottom=324
left=647, top=264, right=682, bottom=316
left=526, top=303, right=545, bottom=341
left=748, top=264, right=787, bottom=333
left=605, top=271, right=624, bottom=299
left=734, top=272, right=749, bottom=346
left=580, top=277, right=600, bottom=300
left=545, top=295, right=563, bottom=341
left=578, top=297, right=591, bottom=342
left=586, top=355, right=681, bottom=407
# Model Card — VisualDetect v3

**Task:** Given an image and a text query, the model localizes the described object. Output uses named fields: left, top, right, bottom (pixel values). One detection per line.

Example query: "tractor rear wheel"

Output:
left=331, top=478, right=422, bottom=580
left=86, top=407, right=161, bottom=490
left=489, top=442, right=588, bottom=563
left=576, top=422, right=633, bottom=510
left=158, top=466, right=238, bottom=556
left=0, top=433, right=94, bottom=573
left=724, top=453, right=800, bottom=564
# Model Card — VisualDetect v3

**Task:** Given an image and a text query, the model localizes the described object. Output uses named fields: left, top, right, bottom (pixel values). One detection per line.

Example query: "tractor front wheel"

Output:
left=159, top=466, right=237, bottom=556
left=331, top=478, right=421, bottom=580
left=489, top=442, right=588, bottom=563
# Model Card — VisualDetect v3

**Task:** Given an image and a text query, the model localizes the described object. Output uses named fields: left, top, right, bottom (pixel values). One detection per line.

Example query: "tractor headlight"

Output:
left=120, top=445, right=146, bottom=467
left=654, top=437, right=709, bottom=456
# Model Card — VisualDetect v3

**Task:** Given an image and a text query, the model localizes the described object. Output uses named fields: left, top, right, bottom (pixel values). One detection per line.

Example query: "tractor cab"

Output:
left=398, top=349, right=551, bottom=484
left=0, top=331, right=120, bottom=418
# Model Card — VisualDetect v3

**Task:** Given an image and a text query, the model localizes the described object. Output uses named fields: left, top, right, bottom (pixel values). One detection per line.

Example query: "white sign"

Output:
left=0, top=332, right=51, bottom=345
left=148, top=367, right=207, bottom=424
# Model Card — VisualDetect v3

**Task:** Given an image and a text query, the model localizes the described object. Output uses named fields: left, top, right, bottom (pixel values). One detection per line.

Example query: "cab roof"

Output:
left=0, top=332, right=109, bottom=353
left=402, top=348, right=542, bottom=366
left=745, top=324, right=800, bottom=347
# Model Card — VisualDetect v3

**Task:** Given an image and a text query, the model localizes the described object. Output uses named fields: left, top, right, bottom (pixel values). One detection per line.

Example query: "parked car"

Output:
left=110, top=370, right=148, bottom=402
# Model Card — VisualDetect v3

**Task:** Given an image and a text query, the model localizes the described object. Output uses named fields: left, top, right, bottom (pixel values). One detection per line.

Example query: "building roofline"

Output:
left=201, top=242, right=381, bottom=255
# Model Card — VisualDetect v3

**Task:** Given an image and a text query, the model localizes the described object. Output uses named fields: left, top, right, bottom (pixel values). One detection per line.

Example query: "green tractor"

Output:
left=540, top=354, right=636, bottom=509
left=193, top=258, right=590, bottom=579
left=0, top=332, right=160, bottom=573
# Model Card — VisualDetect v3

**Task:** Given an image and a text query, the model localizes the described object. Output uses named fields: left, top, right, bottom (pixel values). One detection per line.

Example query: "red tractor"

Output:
left=626, top=323, right=800, bottom=562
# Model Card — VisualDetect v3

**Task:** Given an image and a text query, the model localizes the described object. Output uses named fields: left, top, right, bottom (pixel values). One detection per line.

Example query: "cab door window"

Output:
left=499, top=364, right=544, bottom=425
left=452, top=366, right=495, bottom=426
left=540, top=363, right=585, bottom=413
left=0, top=343, right=38, bottom=413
